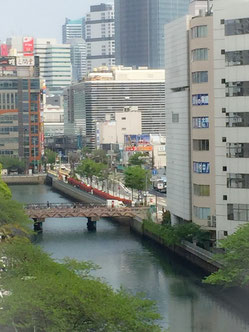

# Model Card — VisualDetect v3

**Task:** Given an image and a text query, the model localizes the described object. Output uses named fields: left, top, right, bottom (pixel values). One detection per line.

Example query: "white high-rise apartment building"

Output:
left=62, top=18, right=85, bottom=44
left=34, top=39, right=72, bottom=95
left=214, top=0, right=249, bottom=239
left=85, top=3, right=115, bottom=72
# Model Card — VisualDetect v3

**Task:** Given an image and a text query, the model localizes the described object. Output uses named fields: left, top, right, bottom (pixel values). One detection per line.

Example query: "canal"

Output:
left=11, top=184, right=249, bottom=332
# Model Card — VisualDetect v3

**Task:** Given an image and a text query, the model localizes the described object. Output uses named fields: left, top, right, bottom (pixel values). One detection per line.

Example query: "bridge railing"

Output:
left=24, top=203, right=106, bottom=210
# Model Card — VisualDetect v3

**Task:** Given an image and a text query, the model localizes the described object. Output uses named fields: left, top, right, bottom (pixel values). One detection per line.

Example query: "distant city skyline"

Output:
left=0, top=0, right=113, bottom=43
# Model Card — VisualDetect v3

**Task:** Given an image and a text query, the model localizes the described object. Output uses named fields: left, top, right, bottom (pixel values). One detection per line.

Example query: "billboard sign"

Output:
left=17, top=56, right=35, bottom=66
left=193, top=162, right=210, bottom=174
left=23, top=37, right=34, bottom=56
left=192, top=94, right=209, bottom=106
left=0, top=57, right=16, bottom=66
left=0, top=44, right=8, bottom=56
left=125, top=134, right=152, bottom=151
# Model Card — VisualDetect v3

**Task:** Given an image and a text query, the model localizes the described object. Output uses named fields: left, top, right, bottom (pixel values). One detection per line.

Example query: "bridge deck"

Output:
left=24, top=203, right=148, bottom=219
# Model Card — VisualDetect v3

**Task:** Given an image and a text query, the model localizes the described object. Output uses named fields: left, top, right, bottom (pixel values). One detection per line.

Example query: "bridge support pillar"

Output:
left=87, top=217, right=98, bottom=232
left=33, top=218, right=44, bottom=232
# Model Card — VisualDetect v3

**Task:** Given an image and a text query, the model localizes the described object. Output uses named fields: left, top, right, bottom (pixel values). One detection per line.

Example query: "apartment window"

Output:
left=193, top=184, right=210, bottom=196
left=192, top=117, right=209, bottom=128
left=226, top=112, right=249, bottom=127
left=193, top=139, right=209, bottom=151
left=192, top=94, right=209, bottom=106
left=226, top=143, right=249, bottom=158
left=194, top=206, right=210, bottom=220
left=226, top=81, right=249, bottom=96
left=192, top=71, right=208, bottom=84
left=227, top=173, right=249, bottom=189
left=191, top=48, right=208, bottom=61
left=172, top=113, right=179, bottom=123
left=228, top=204, right=249, bottom=221
left=121, top=117, right=126, bottom=120
left=191, top=25, right=208, bottom=38
left=193, top=162, right=210, bottom=174
left=225, top=18, right=249, bottom=36
left=226, top=50, right=249, bottom=67
left=31, top=126, right=38, bottom=134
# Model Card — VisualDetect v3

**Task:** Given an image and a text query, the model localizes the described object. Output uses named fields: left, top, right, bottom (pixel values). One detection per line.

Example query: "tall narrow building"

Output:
left=85, top=3, right=115, bottom=72
left=62, top=18, right=85, bottom=43
left=115, top=0, right=190, bottom=69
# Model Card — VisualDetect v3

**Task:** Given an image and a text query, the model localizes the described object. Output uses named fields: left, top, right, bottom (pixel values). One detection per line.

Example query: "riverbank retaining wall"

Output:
left=3, top=174, right=46, bottom=185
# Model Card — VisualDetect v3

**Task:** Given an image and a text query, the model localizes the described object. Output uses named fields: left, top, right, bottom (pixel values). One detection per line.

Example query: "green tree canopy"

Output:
left=91, top=149, right=108, bottom=164
left=203, top=223, right=249, bottom=287
left=0, top=238, right=162, bottom=332
left=124, top=166, right=150, bottom=191
left=0, top=164, right=11, bottom=200
left=76, top=158, right=107, bottom=183
left=0, top=156, right=25, bottom=174
left=44, top=149, right=57, bottom=165
left=128, top=152, right=147, bottom=167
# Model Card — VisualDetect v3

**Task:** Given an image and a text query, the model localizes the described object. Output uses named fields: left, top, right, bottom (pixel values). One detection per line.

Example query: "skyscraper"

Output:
left=115, top=0, right=190, bottom=69
left=62, top=18, right=85, bottom=43
left=70, top=38, right=87, bottom=82
left=85, top=3, right=115, bottom=72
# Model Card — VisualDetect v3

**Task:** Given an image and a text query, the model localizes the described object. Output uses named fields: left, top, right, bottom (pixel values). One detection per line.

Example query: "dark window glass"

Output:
left=225, top=18, right=249, bottom=36
left=192, top=71, right=208, bottom=84
left=228, top=204, right=249, bottom=221
left=226, top=50, right=249, bottom=66
left=226, top=112, right=249, bottom=127
left=193, top=140, right=209, bottom=151
left=31, top=126, right=38, bottom=134
left=226, top=81, right=249, bottom=96
left=227, top=173, right=249, bottom=189
left=191, top=25, right=208, bottom=38
left=226, top=143, right=249, bottom=158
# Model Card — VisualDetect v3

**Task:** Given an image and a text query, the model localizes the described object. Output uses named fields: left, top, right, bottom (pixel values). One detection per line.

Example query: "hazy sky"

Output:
left=0, top=0, right=113, bottom=43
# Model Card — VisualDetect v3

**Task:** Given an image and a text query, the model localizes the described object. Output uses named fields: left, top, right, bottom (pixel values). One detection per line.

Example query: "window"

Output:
left=121, top=117, right=126, bottom=120
left=225, top=18, right=249, bottom=36
left=193, top=162, right=210, bottom=173
left=192, top=117, right=209, bottom=128
left=194, top=206, right=210, bottom=220
left=227, top=173, right=249, bottom=189
left=226, top=112, right=249, bottom=127
left=226, top=50, right=249, bottom=67
left=172, top=113, right=179, bottom=123
left=193, top=184, right=210, bottom=196
left=191, top=25, right=208, bottom=38
left=226, top=81, right=249, bottom=97
left=191, top=48, right=208, bottom=61
left=228, top=204, right=249, bottom=221
left=192, top=71, right=208, bottom=84
left=31, top=126, right=38, bottom=134
left=227, top=143, right=249, bottom=158
left=192, top=94, right=208, bottom=106
left=193, top=140, right=209, bottom=151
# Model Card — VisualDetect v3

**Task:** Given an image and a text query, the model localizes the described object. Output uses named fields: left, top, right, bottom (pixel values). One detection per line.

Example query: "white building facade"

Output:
left=85, top=3, right=115, bottom=72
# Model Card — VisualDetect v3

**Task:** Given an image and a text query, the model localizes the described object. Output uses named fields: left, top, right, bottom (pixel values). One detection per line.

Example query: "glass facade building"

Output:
left=115, top=0, right=190, bottom=68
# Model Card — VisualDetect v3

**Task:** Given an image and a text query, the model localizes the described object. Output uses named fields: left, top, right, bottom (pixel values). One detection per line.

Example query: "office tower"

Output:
left=85, top=3, right=115, bottom=72
left=165, top=1, right=216, bottom=238
left=70, top=38, right=87, bottom=82
left=115, top=0, right=190, bottom=69
left=0, top=56, right=41, bottom=169
left=64, top=67, right=165, bottom=149
left=62, top=18, right=85, bottom=43
left=34, top=39, right=72, bottom=95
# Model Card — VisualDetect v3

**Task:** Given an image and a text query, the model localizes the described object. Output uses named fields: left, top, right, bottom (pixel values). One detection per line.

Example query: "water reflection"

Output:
left=11, top=185, right=249, bottom=332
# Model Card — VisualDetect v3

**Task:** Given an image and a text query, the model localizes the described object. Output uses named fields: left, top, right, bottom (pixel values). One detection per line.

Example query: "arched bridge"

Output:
left=24, top=203, right=147, bottom=220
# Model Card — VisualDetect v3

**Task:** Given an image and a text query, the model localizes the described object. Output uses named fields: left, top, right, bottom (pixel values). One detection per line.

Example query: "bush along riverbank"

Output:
left=0, top=164, right=163, bottom=332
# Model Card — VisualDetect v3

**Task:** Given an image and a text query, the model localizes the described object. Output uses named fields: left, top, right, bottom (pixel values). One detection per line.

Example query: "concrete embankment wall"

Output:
left=52, top=179, right=106, bottom=204
left=130, top=218, right=219, bottom=274
left=3, top=174, right=46, bottom=185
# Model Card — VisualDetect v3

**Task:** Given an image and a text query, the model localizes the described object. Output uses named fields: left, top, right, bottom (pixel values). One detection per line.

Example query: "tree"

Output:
left=0, top=156, right=25, bottom=174
left=77, top=159, right=107, bottom=184
left=128, top=152, right=147, bottom=167
left=68, top=151, right=81, bottom=174
left=0, top=238, right=162, bottom=332
left=203, top=223, right=249, bottom=287
left=124, top=166, right=150, bottom=199
left=91, top=149, right=108, bottom=164
left=0, top=164, right=11, bottom=200
left=44, top=149, right=57, bottom=166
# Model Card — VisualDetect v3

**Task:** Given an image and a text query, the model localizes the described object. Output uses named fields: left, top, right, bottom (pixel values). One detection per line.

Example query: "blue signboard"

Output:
left=192, top=94, right=209, bottom=106
left=193, top=162, right=210, bottom=174
left=192, top=117, right=209, bottom=128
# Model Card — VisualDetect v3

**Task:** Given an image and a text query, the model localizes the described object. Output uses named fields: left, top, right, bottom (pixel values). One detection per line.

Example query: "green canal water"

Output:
left=11, top=184, right=249, bottom=332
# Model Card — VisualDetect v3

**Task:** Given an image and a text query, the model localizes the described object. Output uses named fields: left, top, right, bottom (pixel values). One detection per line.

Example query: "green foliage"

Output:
left=143, top=220, right=210, bottom=247
left=0, top=164, right=11, bottom=200
left=0, top=238, right=162, bottom=331
left=91, top=149, right=108, bottom=164
left=45, top=149, right=57, bottom=165
left=162, top=211, right=171, bottom=226
left=77, top=158, right=107, bottom=182
left=203, top=223, right=249, bottom=287
left=124, top=166, right=150, bottom=191
left=0, top=156, right=25, bottom=174
left=68, top=151, right=81, bottom=173
left=128, top=152, right=147, bottom=166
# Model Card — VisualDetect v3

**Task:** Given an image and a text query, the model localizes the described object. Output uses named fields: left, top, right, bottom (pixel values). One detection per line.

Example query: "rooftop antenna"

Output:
left=207, top=0, right=213, bottom=15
